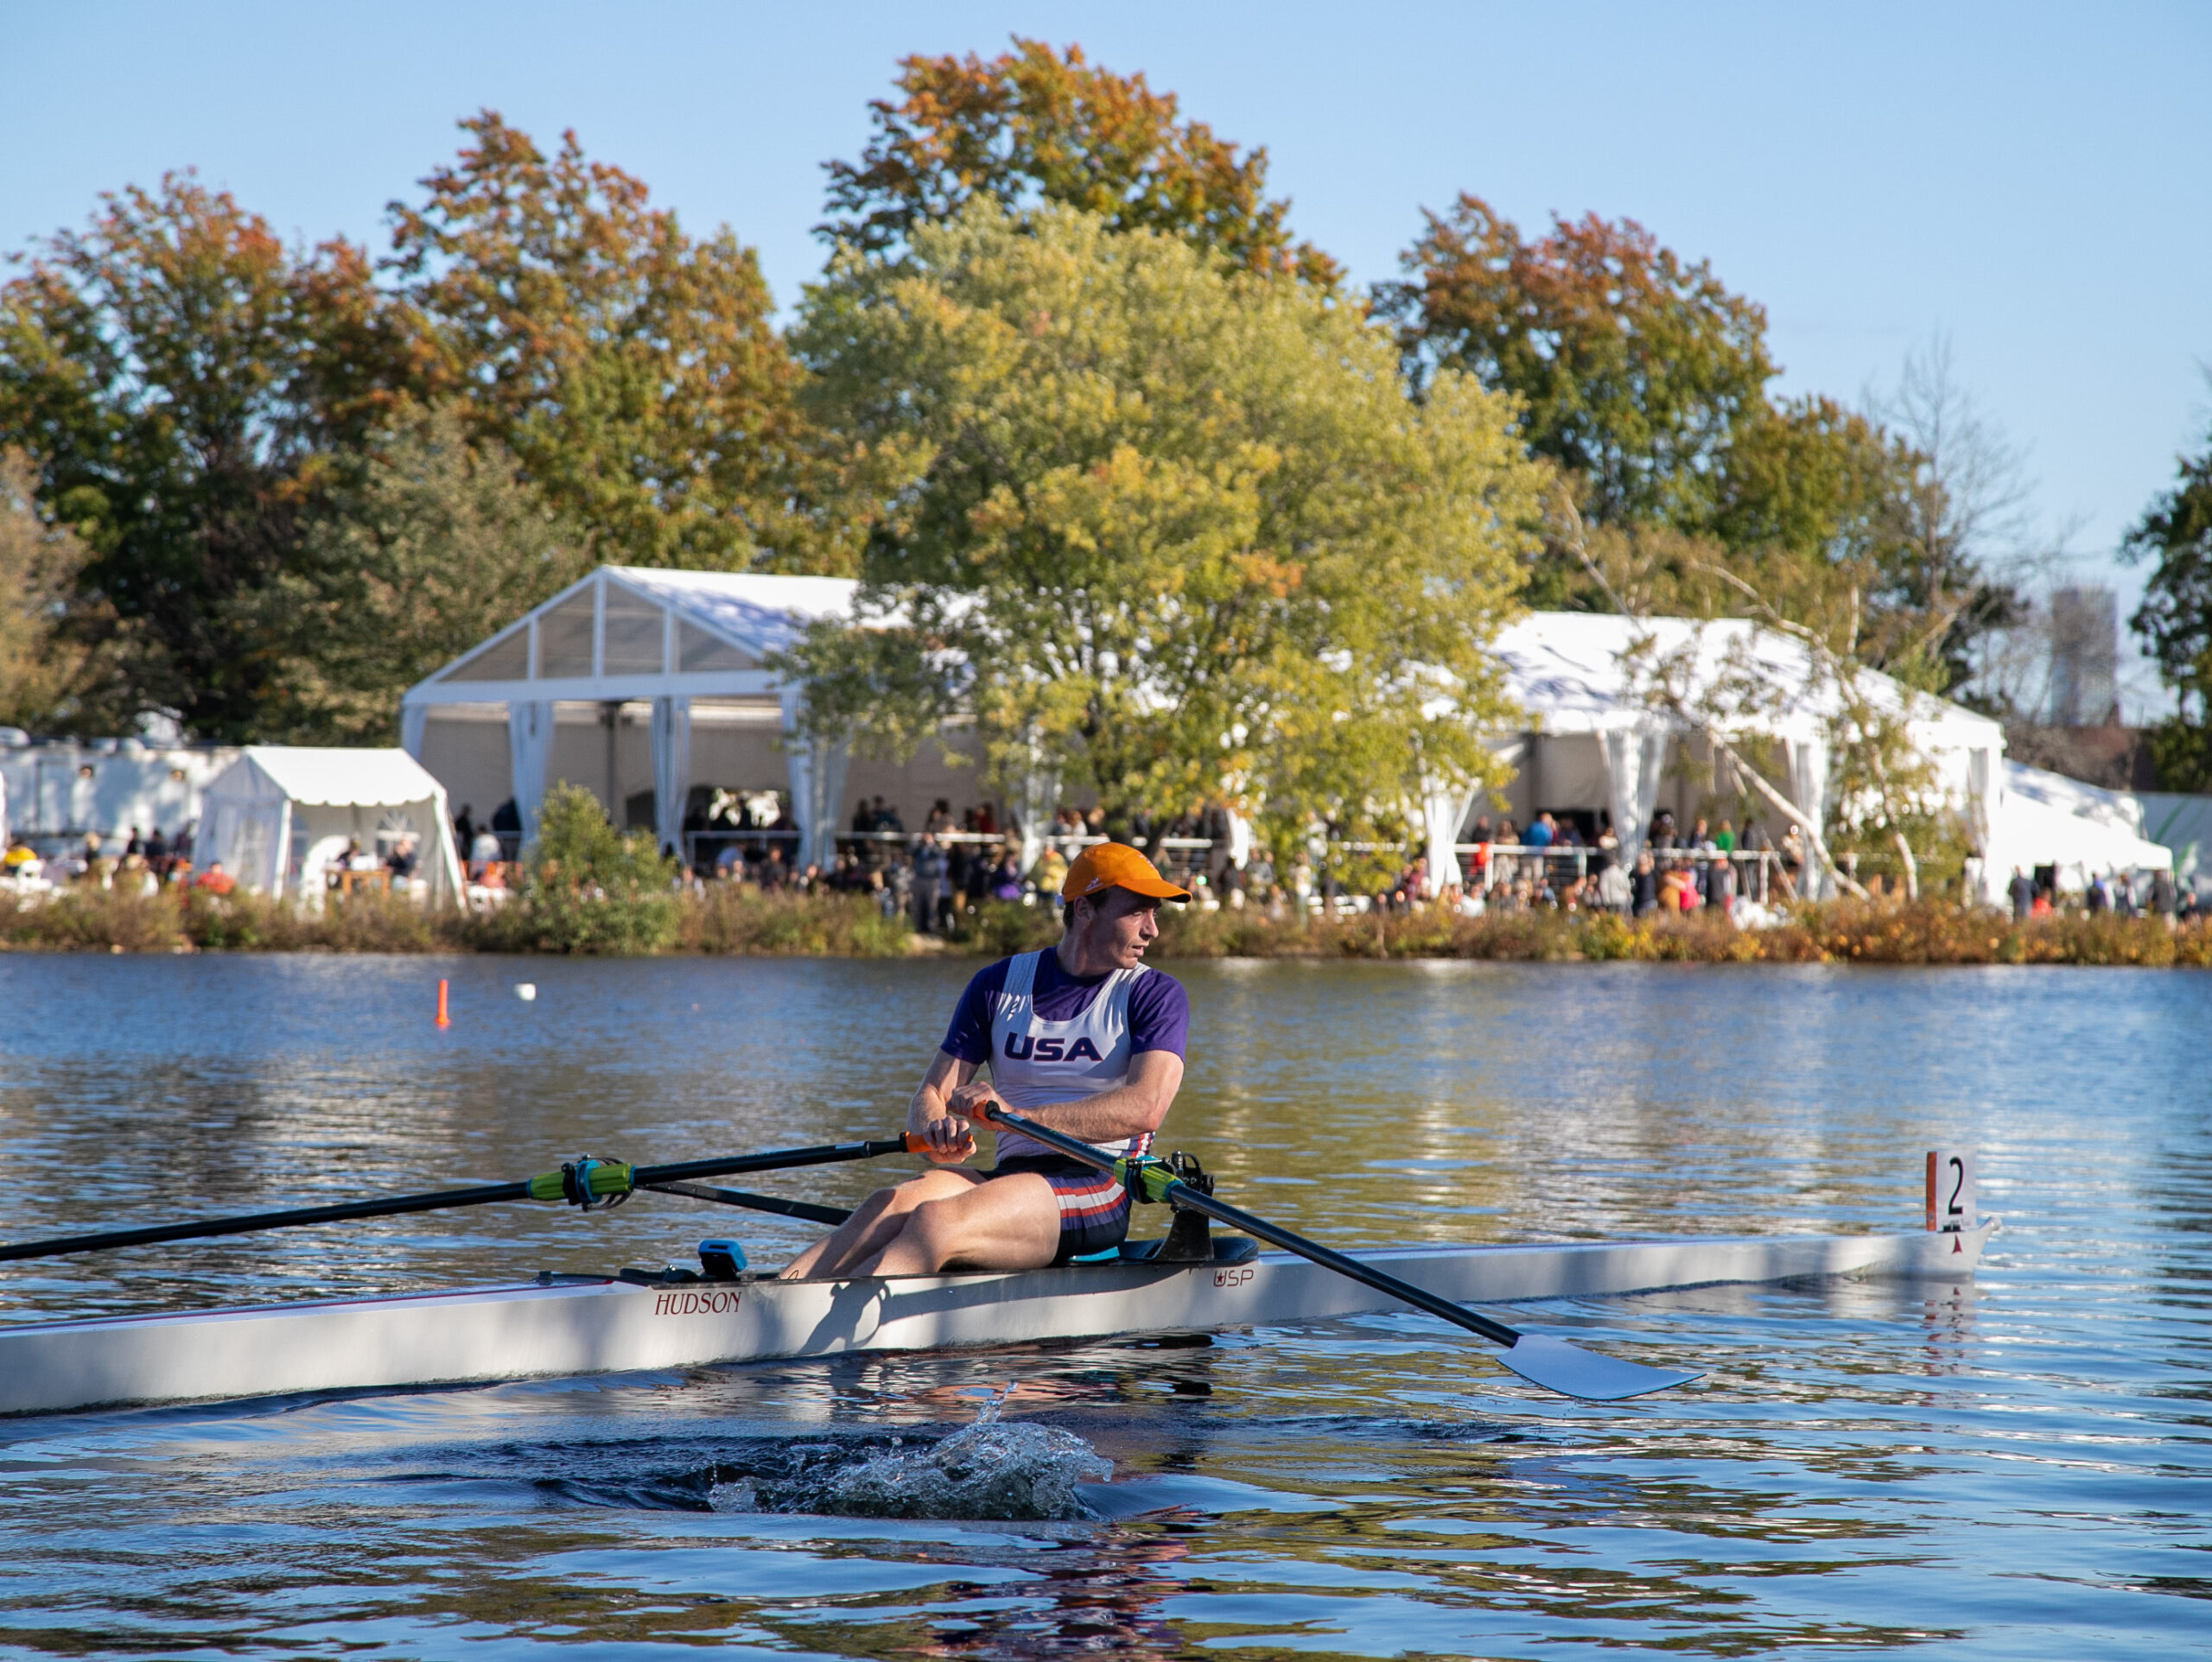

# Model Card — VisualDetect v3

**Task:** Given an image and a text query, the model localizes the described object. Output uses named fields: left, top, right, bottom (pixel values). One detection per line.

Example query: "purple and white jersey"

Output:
left=940, top=949, right=1188, bottom=1161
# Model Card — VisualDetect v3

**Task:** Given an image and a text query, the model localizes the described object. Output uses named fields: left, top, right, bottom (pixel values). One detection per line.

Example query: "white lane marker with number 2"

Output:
left=1925, top=1149, right=1976, bottom=1234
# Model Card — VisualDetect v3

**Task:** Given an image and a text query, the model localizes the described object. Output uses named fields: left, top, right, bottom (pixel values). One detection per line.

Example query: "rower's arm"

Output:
left=908, top=1050, right=981, bottom=1161
left=953, top=1050, right=1184, bottom=1145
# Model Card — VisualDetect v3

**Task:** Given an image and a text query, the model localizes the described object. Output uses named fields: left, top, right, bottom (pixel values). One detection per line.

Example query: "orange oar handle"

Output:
left=902, top=1128, right=980, bottom=1158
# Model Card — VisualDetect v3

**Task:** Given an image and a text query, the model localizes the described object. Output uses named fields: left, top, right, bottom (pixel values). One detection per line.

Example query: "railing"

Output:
left=685, top=828, right=799, bottom=872
left=672, top=826, right=1786, bottom=908
left=1459, top=843, right=1781, bottom=904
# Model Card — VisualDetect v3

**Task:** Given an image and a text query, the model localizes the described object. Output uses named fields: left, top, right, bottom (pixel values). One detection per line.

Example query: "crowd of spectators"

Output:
left=644, top=787, right=1807, bottom=929
left=2006, top=861, right=2192, bottom=925
left=2, top=818, right=437, bottom=903
left=6, top=785, right=2200, bottom=929
left=1382, top=808, right=1782, bottom=921
left=677, top=796, right=1036, bottom=933
left=0, top=821, right=219, bottom=894
left=423, top=781, right=2202, bottom=932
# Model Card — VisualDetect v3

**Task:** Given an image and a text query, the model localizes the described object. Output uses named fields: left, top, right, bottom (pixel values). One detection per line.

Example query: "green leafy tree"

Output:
left=2124, top=422, right=2212, bottom=790
left=0, top=174, right=416, bottom=736
left=245, top=404, right=595, bottom=744
left=390, top=112, right=820, bottom=571
left=822, top=38, right=1340, bottom=287
left=785, top=202, right=1538, bottom=846
left=1713, top=391, right=2010, bottom=695
left=491, top=782, right=677, bottom=953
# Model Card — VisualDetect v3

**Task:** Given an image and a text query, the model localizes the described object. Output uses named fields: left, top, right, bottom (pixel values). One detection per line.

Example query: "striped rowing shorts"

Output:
left=990, top=1156, right=1133, bottom=1263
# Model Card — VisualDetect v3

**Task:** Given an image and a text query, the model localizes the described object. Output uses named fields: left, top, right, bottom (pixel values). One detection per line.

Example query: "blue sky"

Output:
left=5, top=3, right=2206, bottom=707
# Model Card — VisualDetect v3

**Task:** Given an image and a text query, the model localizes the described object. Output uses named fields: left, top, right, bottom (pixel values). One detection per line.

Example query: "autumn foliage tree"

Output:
left=1382, top=193, right=1774, bottom=530
left=1389, top=196, right=2021, bottom=703
left=0, top=174, right=418, bottom=737
left=391, top=112, right=816, bottom=571
left=822, top=38, right=1340, bottom=287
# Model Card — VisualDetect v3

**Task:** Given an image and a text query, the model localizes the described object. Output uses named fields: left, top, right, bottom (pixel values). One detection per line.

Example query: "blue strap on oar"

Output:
left=556, top=1157, right=632, bottom=1211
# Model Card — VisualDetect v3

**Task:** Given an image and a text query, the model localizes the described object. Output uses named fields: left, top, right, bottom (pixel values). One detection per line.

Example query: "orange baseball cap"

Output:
left=1060, top=841, right=1191, bottom=904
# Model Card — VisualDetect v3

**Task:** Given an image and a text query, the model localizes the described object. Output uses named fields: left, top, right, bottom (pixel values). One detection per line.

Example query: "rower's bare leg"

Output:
left=779, top=1168, right=983, bottom=1279
left=857, top=1172, right=1061, bottom=1277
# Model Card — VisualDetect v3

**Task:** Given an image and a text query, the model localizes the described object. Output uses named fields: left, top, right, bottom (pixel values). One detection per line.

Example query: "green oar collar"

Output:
left=526, top=1158, right=636, bottom=1209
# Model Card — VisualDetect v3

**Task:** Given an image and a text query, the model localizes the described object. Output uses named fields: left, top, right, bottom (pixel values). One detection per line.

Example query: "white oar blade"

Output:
left=1497, top=1334, right=1702, bottom=1401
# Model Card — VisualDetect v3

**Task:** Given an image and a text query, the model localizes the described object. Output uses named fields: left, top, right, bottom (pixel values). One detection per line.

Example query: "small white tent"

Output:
left=1991, top=762, right=2173, bottom=892
left=2133, top=792, right=2212, bottom=897
left=198, top=748, right=465, bottom=903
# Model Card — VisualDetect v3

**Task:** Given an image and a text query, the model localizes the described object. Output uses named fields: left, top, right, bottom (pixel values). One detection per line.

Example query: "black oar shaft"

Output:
left=0, top=1138, right=915, bottom=1264
left=1155, top=1186, right=1522, bottom=1347
left=979, top=1106, right=1522, bottom=1348
left=0, top=1181, right=530, bottom=1263
left=643, top=1181, right=853, bottom=1226
left=635, top=1140, right=912, bottom=1187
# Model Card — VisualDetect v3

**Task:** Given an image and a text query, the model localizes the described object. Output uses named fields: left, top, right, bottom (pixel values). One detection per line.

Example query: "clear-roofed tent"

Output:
left=400, top=568, right=984, bottom=870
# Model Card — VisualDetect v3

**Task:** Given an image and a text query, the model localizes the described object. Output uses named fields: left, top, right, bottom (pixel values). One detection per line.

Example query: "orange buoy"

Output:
left=435, top=979, right=450, bottom=1028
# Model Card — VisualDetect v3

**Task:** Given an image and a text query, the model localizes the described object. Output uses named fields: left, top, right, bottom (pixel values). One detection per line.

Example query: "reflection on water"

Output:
left=0, top=955, right=2207, bottom=1658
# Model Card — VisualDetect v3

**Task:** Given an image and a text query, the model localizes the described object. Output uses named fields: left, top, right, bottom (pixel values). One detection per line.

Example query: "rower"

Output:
left=779, top=843, right=1191, bottom=1278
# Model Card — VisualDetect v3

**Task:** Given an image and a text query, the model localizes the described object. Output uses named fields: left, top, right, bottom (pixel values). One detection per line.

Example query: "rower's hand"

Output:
left=945, top=1081, right=1005, bottom=1127
left=912, top=1111, right=976, bottom=1164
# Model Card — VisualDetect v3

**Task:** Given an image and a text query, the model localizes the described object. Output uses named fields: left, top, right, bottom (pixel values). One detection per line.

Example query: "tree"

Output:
left=484, top=782, right=677, bottom=954
left=785, top=202, right=1538, bottom=846
left=2124, top=421, right=2212, bottom=790
left=242, top=404, right=594, bottom=744
left=390, top=112, right=818, bottom=571
left=821, top=38, right=1341, bottom=288
left=0, top=174, right=415, bottom=736
left=1853, top=339, right=2030, bottom=697
left=1381, top=194, right=1773, bottom=530
left=0, top=447, right=135, bottom=733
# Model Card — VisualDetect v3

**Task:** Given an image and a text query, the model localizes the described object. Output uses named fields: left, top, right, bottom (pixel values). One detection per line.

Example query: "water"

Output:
left=0, top=955, right=2205, bottom=1659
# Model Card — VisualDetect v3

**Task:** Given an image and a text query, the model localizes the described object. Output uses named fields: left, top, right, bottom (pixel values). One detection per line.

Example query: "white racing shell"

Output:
left=0, top=1220, right=1997, bottom=1418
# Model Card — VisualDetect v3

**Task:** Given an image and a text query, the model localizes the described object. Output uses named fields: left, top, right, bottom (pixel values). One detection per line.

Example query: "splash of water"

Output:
left=708, top=1385, right=1111, bottom=1521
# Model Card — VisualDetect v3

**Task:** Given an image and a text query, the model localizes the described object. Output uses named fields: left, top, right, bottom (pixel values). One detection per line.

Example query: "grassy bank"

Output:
left=1150, top=899, right=2212, bottom=967
left=2, top=886, right=2206, bottom=967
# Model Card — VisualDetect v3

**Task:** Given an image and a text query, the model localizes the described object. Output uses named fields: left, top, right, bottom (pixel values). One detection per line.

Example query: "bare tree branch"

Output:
left=1556, top=494, right=1870, bottom=899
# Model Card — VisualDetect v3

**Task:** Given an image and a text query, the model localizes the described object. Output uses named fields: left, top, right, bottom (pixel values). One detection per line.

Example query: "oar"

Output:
left=971, top=1104, right=1700, bottom=1403
left=0, top=1137, right=922, bottom=1264
left=643, top=1181, right=852, bottom=1226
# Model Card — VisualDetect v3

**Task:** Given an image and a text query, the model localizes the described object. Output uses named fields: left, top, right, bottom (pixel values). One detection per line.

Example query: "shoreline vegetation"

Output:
left=3, top=885, right=2207, bottom=967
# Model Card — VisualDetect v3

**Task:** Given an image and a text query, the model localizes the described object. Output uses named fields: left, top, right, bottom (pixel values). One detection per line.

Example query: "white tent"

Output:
left=1475, top=612, right=2011, bottom=900
left=1991, top=762, right=2173, bottom=892
left=2133, top=792, right=2212, bottom=896
left=400, top=567, right=866, bottom=869
left=0, top=739, right=237, bottom=853
left=198, top=747, right=465, bottom=903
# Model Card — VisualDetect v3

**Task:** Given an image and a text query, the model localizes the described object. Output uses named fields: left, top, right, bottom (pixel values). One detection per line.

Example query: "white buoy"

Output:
left=515, top=983, right=537, bottom=1001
